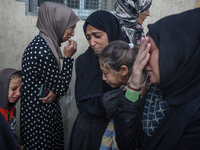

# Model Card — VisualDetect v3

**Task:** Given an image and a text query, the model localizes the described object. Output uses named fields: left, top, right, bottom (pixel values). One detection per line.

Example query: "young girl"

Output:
left=98, top=40, right=138, bottom=150
left=0, top=68, right=23, bottom=150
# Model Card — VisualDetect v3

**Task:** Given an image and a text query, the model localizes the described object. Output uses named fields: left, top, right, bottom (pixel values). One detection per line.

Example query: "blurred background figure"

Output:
left=115, top=0, right=152, bottom=46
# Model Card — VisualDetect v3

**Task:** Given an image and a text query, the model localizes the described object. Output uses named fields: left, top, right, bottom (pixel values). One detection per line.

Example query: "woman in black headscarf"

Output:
left=69, top=10, right=124, bottom=150
left=114, top=8, right=200, bottom=150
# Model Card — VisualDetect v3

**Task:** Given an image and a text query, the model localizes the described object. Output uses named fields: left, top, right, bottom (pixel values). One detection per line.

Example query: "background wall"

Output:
left=0, top=0, right=198, bottom=149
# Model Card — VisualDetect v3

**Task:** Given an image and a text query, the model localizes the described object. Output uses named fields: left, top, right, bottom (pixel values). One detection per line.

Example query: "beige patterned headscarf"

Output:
left=37, top=2, right=79, bottom=70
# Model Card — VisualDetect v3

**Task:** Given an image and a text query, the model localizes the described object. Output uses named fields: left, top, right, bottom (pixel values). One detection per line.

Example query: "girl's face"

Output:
left=85, top=25, right=109, bottom=54
left=100, top=62, right=127, bottom=88
left=62, top=24, right=76, bottom=42
left=145, top=36, right=160, bottom=84
left=8, top=77, right=22, bottom=103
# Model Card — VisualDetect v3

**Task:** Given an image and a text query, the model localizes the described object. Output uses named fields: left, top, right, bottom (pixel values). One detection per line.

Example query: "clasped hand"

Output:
left=63, top=39, right=77, bottom=57
left=39, top=91, right=57, bottom=104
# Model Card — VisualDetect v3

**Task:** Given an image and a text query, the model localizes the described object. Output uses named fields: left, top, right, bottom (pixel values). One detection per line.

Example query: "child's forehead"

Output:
left=100, top=64, right=109, bottom=71
left=10, top=77, right=22, bottom=83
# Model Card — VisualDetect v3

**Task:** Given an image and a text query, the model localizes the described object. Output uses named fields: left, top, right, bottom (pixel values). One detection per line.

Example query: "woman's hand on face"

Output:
left=127, top=37, right=151, bottom=91
left=39, top=91, right=56, bottom=104
left=63, top=39, right=77, bottom=57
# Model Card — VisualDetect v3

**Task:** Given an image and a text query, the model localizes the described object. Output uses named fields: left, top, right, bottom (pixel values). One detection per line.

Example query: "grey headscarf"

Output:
left=0, top=68, right=17, bottom=109
left=37, top=2, right=79, bottom=70
left=115, top=0, right=152, bottom=45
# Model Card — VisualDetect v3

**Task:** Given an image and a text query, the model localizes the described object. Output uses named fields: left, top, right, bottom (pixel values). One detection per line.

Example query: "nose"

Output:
left=146, top=10, right=150, bottom=16
left=16, top=88, right=22, bottom=97
left=90, top=37, right=96, bottom=47
left=71, top=29, right=74, bottom=36
left=144, top=63, right=150, bottom=71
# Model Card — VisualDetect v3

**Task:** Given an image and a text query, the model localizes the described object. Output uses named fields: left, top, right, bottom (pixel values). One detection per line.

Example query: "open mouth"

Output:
left=12, top=97, right=19, bottom=101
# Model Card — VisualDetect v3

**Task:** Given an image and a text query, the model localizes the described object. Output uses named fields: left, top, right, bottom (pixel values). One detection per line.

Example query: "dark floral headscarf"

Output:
left=115, top=0, right=152, bottom=45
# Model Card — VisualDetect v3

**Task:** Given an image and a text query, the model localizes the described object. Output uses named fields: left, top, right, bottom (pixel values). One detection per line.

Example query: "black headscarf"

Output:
left=83, top=10, right=123, bottom=43
left=142, top=8, right=200, bottom=149
left=75, top=10, right=123, bottom=105
left=147, top=8, right=200, bottom=107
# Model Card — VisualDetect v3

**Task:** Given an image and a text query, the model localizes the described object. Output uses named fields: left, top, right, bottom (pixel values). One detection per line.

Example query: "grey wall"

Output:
left=0, top=0, right=196, bottom=149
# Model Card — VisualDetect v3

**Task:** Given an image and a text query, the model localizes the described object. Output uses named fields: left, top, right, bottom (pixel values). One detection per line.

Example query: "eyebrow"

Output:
left=86, top=31, right=103, bottom=36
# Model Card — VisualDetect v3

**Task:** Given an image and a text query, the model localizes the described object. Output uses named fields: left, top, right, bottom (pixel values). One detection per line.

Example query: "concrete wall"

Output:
left=0, top=0, right=197, bottom=149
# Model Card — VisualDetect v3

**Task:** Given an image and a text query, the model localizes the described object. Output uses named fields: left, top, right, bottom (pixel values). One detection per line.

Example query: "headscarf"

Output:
left=75, top=11, right=123, bottom=113
left=143, top=9, right=200, bottom=149
left=83, top=10, right=123, bottom=43
left=115, top=0, right=152, bottom=45
left=147, top=8, right=200, bottom=107
left=36, top=2, right=79, bottom=70
left=0, top=68, right=17, bottom=109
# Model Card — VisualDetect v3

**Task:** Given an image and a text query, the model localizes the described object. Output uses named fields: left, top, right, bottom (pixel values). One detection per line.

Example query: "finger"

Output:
left=42, top=98, right=51, bottom=103
left=138, top=37, right=148, bottom=55
left=39, top=95, right=50, bottom=101
left=64, top=42, right=70, bottom=49
left=73, top=41, right=77, bottom=47
left=134, top=39, right=149, bottom=65
left=137, top=43, right=151, bottom=69
left=138, top=37, right=149, bottom=58
left=70, top=40, right=76, bottom=48
left=140, top=43, right=151, bottom=67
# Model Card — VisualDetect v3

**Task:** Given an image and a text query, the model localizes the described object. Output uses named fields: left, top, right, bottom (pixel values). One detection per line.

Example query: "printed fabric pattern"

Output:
left=21, top=35, right=73, bottom=149
left=100, top=119, right=119, bottom=150
left=115, top=0, right=151, bottom=45
left=142, top=84, right=169, bottom=136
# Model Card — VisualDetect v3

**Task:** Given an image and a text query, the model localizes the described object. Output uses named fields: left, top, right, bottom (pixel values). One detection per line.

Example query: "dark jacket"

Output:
left=114, top=8, right=200, bottom=150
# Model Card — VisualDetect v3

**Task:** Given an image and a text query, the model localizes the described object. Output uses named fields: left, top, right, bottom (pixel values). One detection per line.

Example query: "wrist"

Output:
left=127, top=83, right=141, bottom=92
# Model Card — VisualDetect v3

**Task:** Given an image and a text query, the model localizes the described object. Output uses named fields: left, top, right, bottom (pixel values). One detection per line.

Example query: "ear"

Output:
left=119, top=65, right=129, bottom=77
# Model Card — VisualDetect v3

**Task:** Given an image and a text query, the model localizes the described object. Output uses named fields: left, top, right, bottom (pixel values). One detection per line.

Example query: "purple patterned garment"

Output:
left=115, top=0, right=152, bottom=45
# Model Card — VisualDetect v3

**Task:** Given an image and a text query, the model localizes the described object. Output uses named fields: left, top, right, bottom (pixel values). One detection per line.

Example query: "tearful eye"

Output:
left=86, top=36, right=90, bottom=41
left=95, top=35, right=101, bottom=38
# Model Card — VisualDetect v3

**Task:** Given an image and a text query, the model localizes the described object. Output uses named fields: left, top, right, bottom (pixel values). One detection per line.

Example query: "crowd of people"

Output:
left=1, top=0, right=200, bottom=150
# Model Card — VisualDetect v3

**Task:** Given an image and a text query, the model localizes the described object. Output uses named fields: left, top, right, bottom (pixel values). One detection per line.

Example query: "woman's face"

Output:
left=85, top=25, right=109, bottom=54
left=138, top=10, right=150, bottom=25
left=62, top=24, right=76, bottom=42
left=145, top=36, right=160, bottom=84
left=8, top=77, right=22, bottom=103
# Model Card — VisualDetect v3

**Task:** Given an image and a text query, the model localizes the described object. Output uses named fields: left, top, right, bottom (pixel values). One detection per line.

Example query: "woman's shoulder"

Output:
left=76, top=47, right=94, bottom=63
left=27, top=35, right=51, bottom=52
left=32, top=35, right=48, bottom=46
left=76, top=49, right=89, bottom=62
left=23, top=35, right=53, bottom=59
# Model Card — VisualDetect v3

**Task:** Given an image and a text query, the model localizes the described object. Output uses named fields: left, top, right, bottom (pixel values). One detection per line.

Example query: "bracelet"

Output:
left=127, top=83, right=141, bottom=92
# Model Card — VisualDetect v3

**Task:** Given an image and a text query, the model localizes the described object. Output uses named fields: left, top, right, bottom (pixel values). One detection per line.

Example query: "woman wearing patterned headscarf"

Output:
left=20, top=2, right=79, bottom=149
left=115, top=0, right=152, bottom=46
